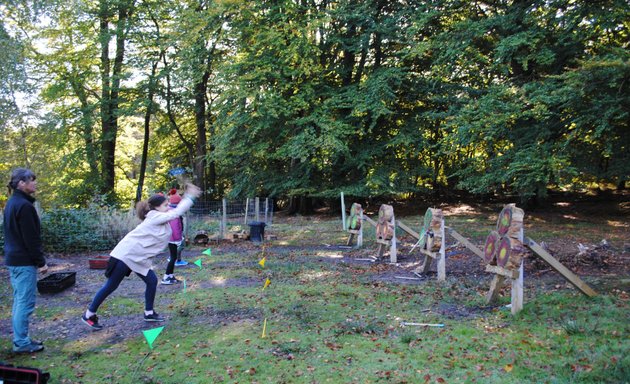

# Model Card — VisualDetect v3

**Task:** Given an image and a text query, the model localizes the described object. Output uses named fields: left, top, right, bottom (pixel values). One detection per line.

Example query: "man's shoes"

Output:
left=175, top=260, right=188, bottom=266
left=13, top=342, right=44, bottom=354
left=81, top=314, right=104, bottom=331
left=144, top=312, right=165, bottom=322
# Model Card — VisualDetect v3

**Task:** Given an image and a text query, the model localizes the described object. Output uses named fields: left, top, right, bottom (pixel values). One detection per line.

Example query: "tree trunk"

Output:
left=193, top=76, right=208, bottom=196
left=136, top=58, right=160, bottom=203
left=99, top=0, right=132, bottom=199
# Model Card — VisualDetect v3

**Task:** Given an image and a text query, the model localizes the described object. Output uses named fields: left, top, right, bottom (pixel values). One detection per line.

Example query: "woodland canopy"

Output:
left=1, top=0, right=628, bottom=210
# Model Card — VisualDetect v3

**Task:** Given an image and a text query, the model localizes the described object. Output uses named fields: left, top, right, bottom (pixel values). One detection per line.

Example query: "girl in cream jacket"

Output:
left=81, top=184, right=201, bottom=330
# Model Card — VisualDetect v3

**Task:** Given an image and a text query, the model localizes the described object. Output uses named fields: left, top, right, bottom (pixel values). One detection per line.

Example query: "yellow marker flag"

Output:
left=258, top=257, right=266, bottom=268
left=261, top=318, right=267, bottom=338
left=262, top=278, right=271, bottom=290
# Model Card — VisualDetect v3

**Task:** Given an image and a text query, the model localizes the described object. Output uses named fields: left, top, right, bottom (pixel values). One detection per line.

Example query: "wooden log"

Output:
left=428, top=208, right=443, bottom=233
left=497, top=204, right=525, bottom=238
left=376, top=221, right=394, bottom=241
left=378, top=204, right=394, bottom=222
left=347, top=203, right=363, bottom=230
left=497, top=206, right=512, bottom=235
left=484, top=231, right=500, bottom=264
left=525, top=237, right=598, bottom=297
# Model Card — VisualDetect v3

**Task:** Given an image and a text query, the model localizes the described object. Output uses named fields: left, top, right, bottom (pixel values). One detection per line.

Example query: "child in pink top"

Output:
left=162, top=190, right=185, bottom=284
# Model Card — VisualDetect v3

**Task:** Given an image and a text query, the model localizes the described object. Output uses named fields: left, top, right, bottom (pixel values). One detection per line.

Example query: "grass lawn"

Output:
left=0, top=212, right=628, bottom=383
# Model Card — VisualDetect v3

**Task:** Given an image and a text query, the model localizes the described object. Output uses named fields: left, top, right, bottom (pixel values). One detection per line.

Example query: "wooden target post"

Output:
left=346, top=203, right=364, bottom=247
left=375, top=204, right=397, bottom=263
left=483, top=204, right=528, bottom=314
left=412, top=208, right=446, bottom=281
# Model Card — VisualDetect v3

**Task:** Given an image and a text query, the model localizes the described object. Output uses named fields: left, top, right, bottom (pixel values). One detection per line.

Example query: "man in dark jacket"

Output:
left=4, top=168, right=47, bottom=353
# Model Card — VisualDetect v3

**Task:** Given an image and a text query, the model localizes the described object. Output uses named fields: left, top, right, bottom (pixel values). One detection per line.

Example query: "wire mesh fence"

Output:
left=0, top=197, right=274, bottom=254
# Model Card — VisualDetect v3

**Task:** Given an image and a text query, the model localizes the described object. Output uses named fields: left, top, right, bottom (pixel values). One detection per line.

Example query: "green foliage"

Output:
left=1, top=0, right=628, bottom=206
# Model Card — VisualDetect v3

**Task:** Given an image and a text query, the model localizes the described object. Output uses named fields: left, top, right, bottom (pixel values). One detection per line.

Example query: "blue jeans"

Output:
left=8, top=266, right=37, bottom=347
left=89, top=259, right=158, bottom=313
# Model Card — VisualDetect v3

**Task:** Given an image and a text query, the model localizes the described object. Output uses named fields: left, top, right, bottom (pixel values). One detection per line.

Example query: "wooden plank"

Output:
left=485, top=264, right=519, bottom=279
left=397, top=220, right=420, bottom=240
left=420, top=249, right=437, bottom=259
left=525, top=237, right=598, bottom=297
left=364, top=215, right=377, bottom=227
left=446, top=227, right=485, bottom=260
left=486, top=274, right=505, bottom=304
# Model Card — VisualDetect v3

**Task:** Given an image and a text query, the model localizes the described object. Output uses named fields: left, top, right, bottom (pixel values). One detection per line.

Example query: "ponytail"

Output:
left=136, top=194, right=167, bottom=220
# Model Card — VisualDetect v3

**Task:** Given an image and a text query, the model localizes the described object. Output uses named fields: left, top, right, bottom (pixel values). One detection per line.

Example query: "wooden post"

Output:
left=437, top=218, right=446, bottom=281
left=357, top=210, right=364, bottom=247
left=244, top=198, right=249, bottom=225
left=264, top=198, right=269, bottom=223
left=511, top=261, right=524, bottom=315
left=390, top=215, right=397, bottom=263
left=222, top=198, right=227, bottom=240
left=340, top=192, right=346, bottom=230
left=511, top=228, right=525, bottom=314
left=255, top=197, right=260, bottom=222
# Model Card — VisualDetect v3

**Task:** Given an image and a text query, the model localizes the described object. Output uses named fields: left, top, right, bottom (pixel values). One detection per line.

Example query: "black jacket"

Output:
left=3, top=189, right=46, bottom=267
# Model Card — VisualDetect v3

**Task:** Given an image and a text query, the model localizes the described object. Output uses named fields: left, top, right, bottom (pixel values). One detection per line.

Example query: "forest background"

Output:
left=0, top=0, right=628, bottom=212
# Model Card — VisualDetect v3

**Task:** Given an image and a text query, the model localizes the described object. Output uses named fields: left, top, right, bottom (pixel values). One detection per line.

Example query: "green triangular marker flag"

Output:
left=143, top=326, right=164, bottom=349
left=194, top=259, right=202, bottom=268
left=202, top=248, right=212, bottom=256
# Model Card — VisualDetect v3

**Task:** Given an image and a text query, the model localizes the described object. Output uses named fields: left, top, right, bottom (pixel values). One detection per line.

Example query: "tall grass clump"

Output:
left=40, top=205, right=138, bottom=253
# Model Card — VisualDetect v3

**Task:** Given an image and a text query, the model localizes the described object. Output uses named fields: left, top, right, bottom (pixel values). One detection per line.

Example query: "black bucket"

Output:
left=248, top=221, right=266, bottom=242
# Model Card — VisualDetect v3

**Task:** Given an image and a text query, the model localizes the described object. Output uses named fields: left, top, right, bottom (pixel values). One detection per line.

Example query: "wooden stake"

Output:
left=390, top=215, right=397, bottom=263
left=340, top=192, right=346, bottom=231
left=511, top=260, right=524, bottom=315
left=437, top=218, right=446, bottom=281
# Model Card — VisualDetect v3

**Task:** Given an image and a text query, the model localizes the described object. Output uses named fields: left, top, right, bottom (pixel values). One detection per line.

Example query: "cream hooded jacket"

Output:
left=110, top=195, right=194, bottom=276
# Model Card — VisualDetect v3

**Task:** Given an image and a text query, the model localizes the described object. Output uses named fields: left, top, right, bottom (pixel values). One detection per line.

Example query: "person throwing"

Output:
left=81, top=183, right=201, bottom=331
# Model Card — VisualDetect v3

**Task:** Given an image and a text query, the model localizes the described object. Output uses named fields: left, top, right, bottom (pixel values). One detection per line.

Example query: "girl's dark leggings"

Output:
left=89, top=258, right=158, bottom=312
left=166, top=243, right=178, bottom=275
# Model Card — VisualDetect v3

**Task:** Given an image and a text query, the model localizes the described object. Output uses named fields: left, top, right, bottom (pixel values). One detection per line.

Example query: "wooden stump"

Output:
left=379, top=204, right=394, bottom=222
left=484, top=231, right=500, bottom=265
left=347, top=203, right=363, bottom=230
left=376, top=204, right=395, bottom=241
left=496, top=235, right=527, bottom=270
